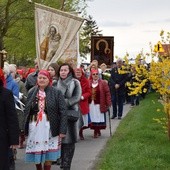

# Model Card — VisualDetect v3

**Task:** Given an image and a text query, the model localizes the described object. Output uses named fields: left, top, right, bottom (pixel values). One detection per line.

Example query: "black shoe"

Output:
left=13, top=149, right=17, bottom=160
left=9, top=159, right=15, bottom=170
left=111, top=115, right=117, bottom=119
left=135, top=101, right=139, bottom=105
left=52, top=161, right=57, bottom=165
left=118, top=117, right=122, bottom=119
left=56, top=158, right=61, bottom=165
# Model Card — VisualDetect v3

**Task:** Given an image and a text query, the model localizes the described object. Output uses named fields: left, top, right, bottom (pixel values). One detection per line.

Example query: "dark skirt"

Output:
left=90, top=113, right=106, bottom=130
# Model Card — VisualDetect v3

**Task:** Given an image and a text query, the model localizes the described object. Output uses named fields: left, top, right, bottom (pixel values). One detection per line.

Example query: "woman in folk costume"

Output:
left=24, top=70, right=67, bottom=170
left=56, top=63, right=81, bottom=170
left=74, top=67, right=91, bottom=140
left=89, top=69, right=112, bottom=138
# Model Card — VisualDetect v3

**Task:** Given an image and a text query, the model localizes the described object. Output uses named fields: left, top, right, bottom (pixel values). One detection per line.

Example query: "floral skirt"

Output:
left=25, top=113, right=61, bottom=163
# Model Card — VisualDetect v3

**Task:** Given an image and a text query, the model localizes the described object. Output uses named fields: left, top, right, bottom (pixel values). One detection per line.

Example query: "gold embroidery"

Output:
left=92, top=87, right=97, bottom=101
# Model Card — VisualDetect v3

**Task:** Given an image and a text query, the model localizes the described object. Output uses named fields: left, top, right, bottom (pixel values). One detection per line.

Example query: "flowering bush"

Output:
left=102, top=72, right=111, bottom=81
left=123, top=54, right=149, bottom=96
left=148, top=31, right=170, bottom=139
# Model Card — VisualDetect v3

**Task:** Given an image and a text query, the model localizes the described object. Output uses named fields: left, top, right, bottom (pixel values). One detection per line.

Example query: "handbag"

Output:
left=67, top=109, right=79, bottom=122
left=16, top=109, right=25, bottom=130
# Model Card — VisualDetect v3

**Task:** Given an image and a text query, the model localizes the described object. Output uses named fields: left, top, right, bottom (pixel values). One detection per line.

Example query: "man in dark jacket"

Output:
left=0, top=68, right=19, bottom=170
left=109, top=58, right=128, bottom=119
left=25, top=58, right=39, bottom=91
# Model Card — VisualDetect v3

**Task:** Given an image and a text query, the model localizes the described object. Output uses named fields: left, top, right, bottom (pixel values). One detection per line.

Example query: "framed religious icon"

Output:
left=91, top=36, right=114, bottom=66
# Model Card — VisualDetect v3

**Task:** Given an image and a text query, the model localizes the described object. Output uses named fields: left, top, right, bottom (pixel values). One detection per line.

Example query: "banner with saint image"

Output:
left=35, top=3, right=84, bottom=69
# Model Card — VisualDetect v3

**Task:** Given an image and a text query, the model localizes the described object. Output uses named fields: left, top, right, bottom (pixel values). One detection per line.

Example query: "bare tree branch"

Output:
left=60, top=0, right=65, bottom=11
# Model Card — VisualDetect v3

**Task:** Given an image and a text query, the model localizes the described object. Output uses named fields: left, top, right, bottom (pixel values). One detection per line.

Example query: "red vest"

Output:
left=89, top=85, right=100, bottom=104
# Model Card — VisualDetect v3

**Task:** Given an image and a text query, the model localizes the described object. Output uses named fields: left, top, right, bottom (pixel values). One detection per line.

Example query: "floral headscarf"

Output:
left=89, top=69, right=98, bottom=80
left=74, top=67, right=85, bottom=79
left=38, top=70, right=52, bottom=85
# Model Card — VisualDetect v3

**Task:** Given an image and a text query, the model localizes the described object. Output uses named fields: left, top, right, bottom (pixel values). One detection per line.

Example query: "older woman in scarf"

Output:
left=24, top=70, right=67, bottom=170
left=89, top=69, right=112, bottom=138
left=74, top=67, right=91, bottom=140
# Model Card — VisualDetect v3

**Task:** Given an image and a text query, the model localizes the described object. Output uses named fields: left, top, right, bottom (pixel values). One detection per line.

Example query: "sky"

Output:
left=86, top=0, right=170, bottom=60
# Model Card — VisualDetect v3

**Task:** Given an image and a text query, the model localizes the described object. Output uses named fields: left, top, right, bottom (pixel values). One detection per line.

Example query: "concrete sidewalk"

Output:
left=16, top=104, right=131, bottom=170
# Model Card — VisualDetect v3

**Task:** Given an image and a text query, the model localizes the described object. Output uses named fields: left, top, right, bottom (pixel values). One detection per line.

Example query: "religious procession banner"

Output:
left=35, top=3, right=84, bottom=69
left=91, top=36, right=114, bottom=66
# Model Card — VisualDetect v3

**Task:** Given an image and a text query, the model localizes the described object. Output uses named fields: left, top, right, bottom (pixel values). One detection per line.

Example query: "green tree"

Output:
left=79, top=15, right=102, bottom=59
left=0, top=0, right=37, bottom=65
left=0, top=0, right=88, bottom=66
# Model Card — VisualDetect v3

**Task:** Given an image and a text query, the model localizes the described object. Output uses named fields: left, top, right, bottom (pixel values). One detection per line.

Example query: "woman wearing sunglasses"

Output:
left=89, top=69, right=111, bottom=138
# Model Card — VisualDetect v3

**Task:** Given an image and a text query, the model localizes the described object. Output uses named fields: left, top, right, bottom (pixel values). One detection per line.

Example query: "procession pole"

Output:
left=108, top=107, right=112, bottom=136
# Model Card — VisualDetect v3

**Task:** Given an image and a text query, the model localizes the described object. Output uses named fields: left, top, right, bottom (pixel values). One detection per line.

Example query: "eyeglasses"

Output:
left=92, top=73, right=98, bottom=76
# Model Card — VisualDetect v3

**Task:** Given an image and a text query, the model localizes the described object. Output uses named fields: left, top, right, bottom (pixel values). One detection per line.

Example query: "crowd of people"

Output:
left=0, top=58, right=150, bottom=170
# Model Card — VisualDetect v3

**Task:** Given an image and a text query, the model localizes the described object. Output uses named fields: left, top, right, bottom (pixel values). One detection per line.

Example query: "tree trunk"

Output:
left=0, top=37, right=4, bottom=51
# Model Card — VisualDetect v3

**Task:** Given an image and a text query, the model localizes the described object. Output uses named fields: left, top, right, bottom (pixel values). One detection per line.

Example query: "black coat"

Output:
left=0, top=86, right=19, bottom=170
left=56, top=76, right=82, bottom=144
left=109, top=67, right=128, bottom=96
left=24, top=86, right=67, bottom=137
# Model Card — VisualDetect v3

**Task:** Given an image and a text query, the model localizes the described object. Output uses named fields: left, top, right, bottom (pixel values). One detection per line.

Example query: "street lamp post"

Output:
left=0, top=49, right=7, bottom=68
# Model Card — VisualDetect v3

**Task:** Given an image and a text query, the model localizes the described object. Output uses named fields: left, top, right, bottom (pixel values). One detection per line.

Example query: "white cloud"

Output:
left=146, top=18, right=170, bottom=24
left=97, top=20, right=133, bottom=27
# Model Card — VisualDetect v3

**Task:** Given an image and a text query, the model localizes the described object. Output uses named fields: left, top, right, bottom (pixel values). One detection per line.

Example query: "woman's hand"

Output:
left=10, top=145, right=18, bottom=149
left=59, top=133, right=66, bottom=138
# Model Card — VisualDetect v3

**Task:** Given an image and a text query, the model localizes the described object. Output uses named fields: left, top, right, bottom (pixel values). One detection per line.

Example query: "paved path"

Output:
left=15, top=104, right=131, bottom=170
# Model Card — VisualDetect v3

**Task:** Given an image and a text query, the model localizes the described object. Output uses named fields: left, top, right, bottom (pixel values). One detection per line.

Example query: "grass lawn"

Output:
left=96, top=92, right=170, bottom=170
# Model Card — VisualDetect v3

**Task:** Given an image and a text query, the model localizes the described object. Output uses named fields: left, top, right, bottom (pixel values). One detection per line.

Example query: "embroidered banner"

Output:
left=35, top=3, right=84, bottom=69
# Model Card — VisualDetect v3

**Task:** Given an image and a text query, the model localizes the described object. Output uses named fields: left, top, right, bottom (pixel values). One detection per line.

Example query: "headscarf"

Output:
left=74, top=67, right=85, bottom=80
left=17, top=69, right=24, bottom=77
left=0, top=68, right=6, bottom=87
left=38, top=70, right=52, bottom=85
left=89, top=69, right=99, bottom=80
